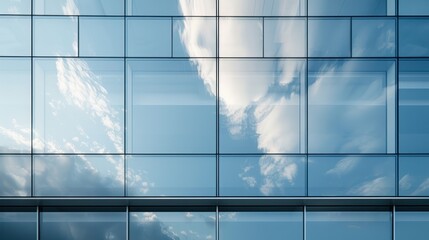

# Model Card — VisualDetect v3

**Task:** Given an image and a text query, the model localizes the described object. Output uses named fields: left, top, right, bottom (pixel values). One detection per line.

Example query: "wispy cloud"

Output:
left=326, top=157, right=359, bottom=175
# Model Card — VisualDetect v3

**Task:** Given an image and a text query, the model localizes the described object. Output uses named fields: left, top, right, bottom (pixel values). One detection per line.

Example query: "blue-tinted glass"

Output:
left=35, top=0, right=124, bottom=15
left=0, top=210, right=36, bottom=240
left=396, top=211, right=429, bottom=240
left=352, top=18, right=396, bottom=57
left=264, top=18, right=306, bottom=57
left=220, top=18, right=262, bottom=57
left=127, top=0, right=216, bottom=16
left=308, top=60, right=396, bottom=154
left=80, top=17, right=124, bottom=57
left=127, top=156, right=215, bottom=196
left=127, top=59, right=216, bottom=154
left=399, top=18, right=429, bottom=57
left=0, top=58, right=31, bottom=153
left=0, top=156, right=31, bottom=196
left=308, top=0, right=395, bottom=16
left=399, top=156, right=429, bottom=196
left=173, top=17, right=216, bottom=57
left=0, top=16, right=30, bottom=56
left=220, top=59, right=306, bottom=154
left=33, top=58, right=124, bottom=153
left=0, top=0, right=30, bottom=14
left=308, top=18, right=350, bottom=57
left=399, top=0, right=429, bottom=15
left=34, top=17, right=77, bottom=56
left=219, top=211, right=302, bottom=240
left=308, top=156, right=395, bottom=196
left=220, top=0, right=306, bottom=16
left=127, top=18, right=171, bottom=57
left=220, top=156, right=305, bottom=196
left=34, top=155, right=124, bottom=196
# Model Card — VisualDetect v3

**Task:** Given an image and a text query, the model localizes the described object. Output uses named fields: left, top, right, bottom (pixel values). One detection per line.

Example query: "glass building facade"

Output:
left=1, top=0, right=429, bottom=239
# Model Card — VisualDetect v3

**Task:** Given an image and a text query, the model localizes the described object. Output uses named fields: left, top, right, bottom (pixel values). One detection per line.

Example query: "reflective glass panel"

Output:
left=34, top=155, right=124, bottom=196
left=399, top=0, right=429, bottom=15
left=308, top=156, right=395, bottom=196
left=33, top=58, right=124, bottom=153
left=399, top=156, right=429, bottom=196
left=127, top=59, right=216, bottom=154
left=127, top=0, right=216, bottom=16
left=308, top=60, right=396, bottom=154
left=308, top=18, right=350, bottom=57
left=220, top=156, right=305, bottom=196
left=127, top=18, right=171, bottom=57
left=0, top=0, right=31, bottom=14
left=219, top=211, right=303, bottom=240
left=396, top=210, right=429, bottom=240
left=35, top=0, right=124, bottom=15
left=308, top=0, right=395, bottom=16
left=220, top=18, right=262, bottom=57
left=264, top=18, right=306, bottom=57
left=220, top=59, right=306, bottom=154
left=399, top=18, right=429, bottom=57
left=80, top=17, right=124, bottom=57
left=0, top=16, right=30, bottom=56
left=220, top=0, right=306, bottom=16
left=127, top=156, right=215, bottom=196
left=0, top=156, right=31, bottom=196
left=0, top=58, right=31, bottom=153
left=399, top=60, right=429, bottom=153
left=33, top=17, right=78, bottom=56
left=0, top=209, right=36, bottom=240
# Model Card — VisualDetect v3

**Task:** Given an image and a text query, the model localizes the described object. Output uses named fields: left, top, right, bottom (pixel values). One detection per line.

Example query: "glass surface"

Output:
left=399, top=156, right=429, bottom=196
left=80, top=17, right=124, bottom=57
left=307, top=210, right=392, bottom=240
left=308, top=0, right=395, bottom=16
left=0, top=58, right=31, bottom=153
left=173, top=17, right=216, bottom=57
left=127, top=0, right=216, bottom=16
left=308, top=18, right=350, bottom=57
left=399, top=0, right=429, bottom=15
left=41, top=209, right=126, bottom=240
left=219, top=211, right=303, bottom=240
left=127, top=59, right=216, bottom=154
left=264, top=18, right=306, bottom=57
left=34, top=17, right=78, bottom=56
left=0, top=210, right=36, bottom=240
left=399, top=60, right=429, bottom=153
left=0, top=0, right=31, bottom=14
left=220, top=156, right=305, bottom=196
left=127, top=156, right=216, bottom=196
left=352, top=18, right=396, bottom=57
left=0, top=16, right=31, bottom=56
left=34, top=155, right=124, bottom=196
left=308, top=60, right=396, bottom=154
left=396, top=211, right=429, bottom=240
left=220, top=18, right=263, bottom=57
left=308, top=156, right=395, bottom=196
left=127, top=18, right=171, bottom=57
left=35, top=0, right=124, bottom=15
left=219, top=59, right=306, bottom=154
left=33, top=58, right=124, bottom=153
left=0, top=156, right=31, bottom=196
left=399, top=18, right=429, bottom=57
left=220, top=0, right=306, bottom=16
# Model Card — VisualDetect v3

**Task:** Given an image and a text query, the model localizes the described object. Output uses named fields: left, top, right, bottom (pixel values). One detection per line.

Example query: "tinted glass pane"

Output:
left=308, top=0, right=395, bottom=16
left=0, top=58, right=31, bottom=153
left=220, top=59, right=306, bottom=154
left=0, top=0, right=31, bottom=14
left=127, top=0, right=216, bottom=16
left=34, top=17, right=77, bottom=56
left=220, top=0, right=306, bottom=16
left=396, top=211, right=429, bottom=240
left=127, top=59, right=216, bottom=154
left=34, top=58, right=124, bottom=153
left=309, top=18, right=350, bottom=57
left=80, top=17, right=124, bottom=57
left=0, top=156, right=31, bottom=196
left=220, top=18, right=262, bottom=57
left=0, top=210, right=36, bottom=240
left=0, top=16, right=30, bottom=56
left=308, top=60, right=396, bottom=154
left=352, top=18, right=395, bottom=57
left=35, top=0, right=124, bottom=15
left=264, top=18, right=306, bottom=57
left=220, top=156, right=305, bottom=196
left=127, top=156, right=216, bottom=196
left=399, top=156, right=429, bottom=196
left=399, top=18, right=429, bottom=57
left=219, top=211, right=302, bottom=240
left=127, top=18, right=171, bottom=57
left=399, top=0, right=429, bottom=15
left=308, top=156, right=395, bottom=196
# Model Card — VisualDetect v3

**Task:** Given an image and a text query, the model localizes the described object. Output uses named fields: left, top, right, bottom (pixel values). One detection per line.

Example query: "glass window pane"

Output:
left=264, top=18, right=306, bottom=57
left=0, top=16, right=31, bottom=56
left=34, top=17, right=78, bottom=56
left=35, top=0, right=124, bottom=15
left=0, top=209, right=36, bottom=240
left=352, top=18, right=396, bottom=57
left=308, top=18, right=350, bottom=57
left=127, top=0, right=215, bottom=16
left=0, top=156, right=31, bottom=196
left=173, top=17, right=216, bottom=57
left=127, top=156, right=216, bottom=196
left=399, top=0, right=429, bottom=15
left=308, top=156, right=395, bottom=196
left=399, top=18, right=429, bottom=57
left=220, top=59, right=306, bottom=154
left=0, top=58, right=31, bottom=153
left=34, top=58, right=124, bottom=153
left=220, top=18, right=262, bottom=57
left=219, top=211, right=303, bottom=240
left=308, top=0, right=395, bottom=16
left=399, top=156, right=429, bottom=196
left=34, top=155, right=124, bottom=196
left=80, top=17, right=124, bottom=57
left=127, top=18, right=171, bottom=57
left=0, top=0, right=31, bottom=14
left=399, top=60, right=429, bottom=153
left=220, top=156, right=305, bottom=196
left=396, top=211, right=429, bottom=240
left=220, top=0, right=306, bottom=16
left=308, top=60, right=396, bottom=154
left=127, top=59, right=216, bottom=154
